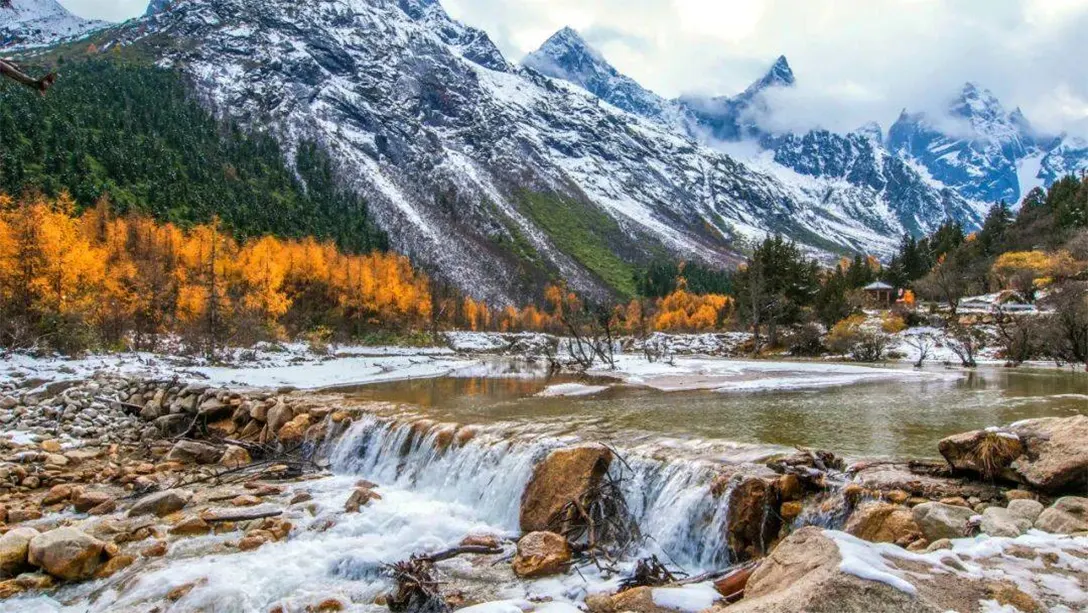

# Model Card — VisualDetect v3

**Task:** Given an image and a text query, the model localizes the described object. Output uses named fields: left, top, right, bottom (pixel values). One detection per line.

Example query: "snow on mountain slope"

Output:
left=0, top=0, right=107, bottom=49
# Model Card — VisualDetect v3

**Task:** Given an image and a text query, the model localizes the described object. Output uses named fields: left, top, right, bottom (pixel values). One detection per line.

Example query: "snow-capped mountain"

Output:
left=522, top=27, right=675, bottom=125
left=522, top=29, right=986, bottom=237
left=678, top=55, right=795, bottom=143
left=0, top=0, right=107, bottom=50
left=888, top=83, right=1035, bottom=204
left=146, top=0, right=175, bottom=16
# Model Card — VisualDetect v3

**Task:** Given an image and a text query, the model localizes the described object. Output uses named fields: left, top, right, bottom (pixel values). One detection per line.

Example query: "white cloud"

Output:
left=59, top=0, right=1088, bottom=137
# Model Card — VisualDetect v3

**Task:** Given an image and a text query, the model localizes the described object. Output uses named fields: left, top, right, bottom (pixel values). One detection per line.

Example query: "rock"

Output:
left=1034, top=497, right=1088, bottom=534
left=1006, top=499, right=1044, bottom=524
left=344, top=487, right=381, bottom=512
left=777, top=474, right=803, bottom=501
left=722, top=527, right=948, bottom=613
left=911, top=502, right=976, bottom=541
left=128, top=489, right=192, bottom=517
left=460, top=534, right=501, bottom=549
left=231, top=495, right=262, bottom=507
left=165, top=440, right=223, bottom=465
left=141, top=541, right=168, bottom=557
left=511, top=531, right=571, bottom=578
left=0, top=528, right=39, bottom=576
left=277, top=413, right=312, bottom=444
left=780, top=501, right=803, bottom=521
left=27, top=528, right=107, bottom=581
left=938, top=429, right=1023, bottom=481
left=13, top=572, right=53, bottom=590
left=726, top=476, right=781, bottom=560
left=0, top=580, right=24, bottom=599
left=290, top=492, right=313, bottom=505
left=1008, top=416, right=1088, bottom=494
left=7, top=508, right=42, bottom=523
left=88, top=500, right=118, bottom=516
left=925, top=538, right=952, bottom=552
left=607, top=586, right=711, bottom=613
left=94, top=554, right=134, bottom=579
left=519, top=444, right=612, bottom=533
left=987, top=581, right=1043, bottom=613
left=220, top=445, right=251, bottom=469
left=238, top=529, right=273, bottom=551
left=266, top=402, right=294, bottom=434
left=851, top=463, right=997, bottom=501
left=41, top=484, right=73, bottom=506
left=980, top=507, right=1031, bottom=538
left=171, top=517, right=211, bottom=536
left=939, top=497, right=970, bottom=508
left=72, top=491, right=114, bottom=513
left=1004, top=490, right=1036, bottom=502
left=844, top=502, right=922, bottom=545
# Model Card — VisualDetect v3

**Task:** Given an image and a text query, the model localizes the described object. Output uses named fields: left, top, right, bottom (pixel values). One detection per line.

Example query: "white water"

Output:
left=9, top=416, right=752, bottom=612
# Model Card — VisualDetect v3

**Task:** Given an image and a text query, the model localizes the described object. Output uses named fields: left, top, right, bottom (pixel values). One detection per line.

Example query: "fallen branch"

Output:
left=416, top=545, right=503, bottom=563
left=0, top=59, right=56, bottom=94
left=201, top=508, right=283, bottom=523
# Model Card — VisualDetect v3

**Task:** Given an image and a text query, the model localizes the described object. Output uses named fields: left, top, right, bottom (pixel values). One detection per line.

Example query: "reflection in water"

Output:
left=347, top=364, right=1087, bottom=460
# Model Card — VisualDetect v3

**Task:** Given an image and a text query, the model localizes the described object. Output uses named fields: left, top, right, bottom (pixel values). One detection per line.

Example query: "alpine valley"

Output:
left=2, top=0, right=1086, bottom=303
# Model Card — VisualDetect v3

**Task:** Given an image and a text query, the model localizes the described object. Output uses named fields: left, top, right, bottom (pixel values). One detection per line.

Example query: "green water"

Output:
left=345, top=364, right=1087, bottom=460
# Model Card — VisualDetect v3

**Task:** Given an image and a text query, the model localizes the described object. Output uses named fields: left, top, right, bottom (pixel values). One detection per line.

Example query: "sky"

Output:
left=60, top=0, right=1088, bottom=137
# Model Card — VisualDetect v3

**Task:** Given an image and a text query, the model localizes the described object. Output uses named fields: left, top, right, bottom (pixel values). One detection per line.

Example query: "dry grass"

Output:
left=973, top=432, right=1024, bottom=480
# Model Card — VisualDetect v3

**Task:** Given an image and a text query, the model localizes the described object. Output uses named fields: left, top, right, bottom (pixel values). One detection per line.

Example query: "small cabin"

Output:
left=862, top=281, right=896, bottom=306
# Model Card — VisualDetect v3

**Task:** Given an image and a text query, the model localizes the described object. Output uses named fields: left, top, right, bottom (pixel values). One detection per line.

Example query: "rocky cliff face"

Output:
left=0, top=0, right=107, bottom=49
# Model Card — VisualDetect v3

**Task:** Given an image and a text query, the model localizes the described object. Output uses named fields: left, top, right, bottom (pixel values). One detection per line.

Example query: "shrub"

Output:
left=827, top=315, right=890, bottom=362
left=786, top=323, right=826, bottom=357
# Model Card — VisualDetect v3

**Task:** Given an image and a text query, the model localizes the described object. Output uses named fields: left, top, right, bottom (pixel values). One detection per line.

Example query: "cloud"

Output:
left=444, top=0, right=1088, bottom=137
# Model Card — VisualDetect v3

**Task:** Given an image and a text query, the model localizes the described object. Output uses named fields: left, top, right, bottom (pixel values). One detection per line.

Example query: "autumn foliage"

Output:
left=0, top=193, right=430, bottom=354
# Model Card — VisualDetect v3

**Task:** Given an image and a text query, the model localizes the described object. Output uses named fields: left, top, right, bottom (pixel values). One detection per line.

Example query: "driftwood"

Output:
left=0, top=59, right=56, bottom=94
left=201, top=508, right=283, bottom=523
left=618, top=555, right=684, bottom=591
left=384, top=546, right=501, bottom=613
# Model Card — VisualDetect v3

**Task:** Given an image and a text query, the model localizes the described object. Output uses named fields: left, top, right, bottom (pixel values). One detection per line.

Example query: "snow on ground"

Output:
left=536, top=383, right=610, bottom=398
left=595, top=353, right=951, bottom=393
left=0, top=343, right=475, bottom=392
left=828, top=529, right=1088, bottom=609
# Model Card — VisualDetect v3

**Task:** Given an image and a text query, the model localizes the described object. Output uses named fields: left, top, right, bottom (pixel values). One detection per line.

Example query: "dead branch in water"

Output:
left=548, top=456, right=641, bottom=572
left=384, top=546, right=501, bottom=613
left=618, top=555, right=685, bottom=592
left=201, top=509, right=283, bottom=523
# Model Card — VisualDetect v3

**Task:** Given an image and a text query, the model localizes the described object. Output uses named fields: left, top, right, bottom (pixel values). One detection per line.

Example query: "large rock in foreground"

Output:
left=519, top=445, right=612, bottom=533
left=0, top=527, right=39, bottom=577
left=27, top=529, right=107, bottom=581
left=938, top=416, right=1088, bottom=494
left=911, top=502, right=975, bottom=542
left=721, top=527, right=946, bottom=612
left=1034, top=497, right=1088, bottom=534
left=845, top=502, right=922, bottom=546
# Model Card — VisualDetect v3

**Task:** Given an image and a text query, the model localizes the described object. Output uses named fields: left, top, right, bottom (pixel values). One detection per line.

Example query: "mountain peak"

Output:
left=1, top=0, right=107, bottom=49
left=524, top=26, right=614, bottom=81
left=740, top=54, right=795, bottom=98
left=145, top=0, right=175, bottom=17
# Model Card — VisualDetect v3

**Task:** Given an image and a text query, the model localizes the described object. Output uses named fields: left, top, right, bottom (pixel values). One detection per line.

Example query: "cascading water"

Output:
left=326, top=416, right=740, bottom=572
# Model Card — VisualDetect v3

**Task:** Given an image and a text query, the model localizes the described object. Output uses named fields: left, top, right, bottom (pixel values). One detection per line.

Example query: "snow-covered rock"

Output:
left=0, top=0, right=108, bottom=50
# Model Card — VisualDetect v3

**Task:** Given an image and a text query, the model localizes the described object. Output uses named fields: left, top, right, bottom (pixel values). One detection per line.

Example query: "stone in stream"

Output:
left=127, top=489, right=192, bottom=517
left=844, top=502, right=922, bottom=546
left=165, top=440, right=223, bottom=465
left=27, top=528, right=107, bottom=581
left=1034, top=497, right=1088, bottom=534
left=0, top=527, right=39, bottom=576
left=519, top=444, right=612, bottom=533
left=720, top=472, right=782, bottom=561
left=511, top=531, right=571, bottom=578
left=911, top=502, right=976, bottom=541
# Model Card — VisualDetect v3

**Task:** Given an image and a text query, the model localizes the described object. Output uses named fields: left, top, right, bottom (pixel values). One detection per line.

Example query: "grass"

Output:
left=518, top=191, right=636, bottom=297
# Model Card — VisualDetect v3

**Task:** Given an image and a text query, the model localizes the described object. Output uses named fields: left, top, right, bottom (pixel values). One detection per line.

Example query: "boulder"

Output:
left=0, top=528, right=39, bottom=577
left=937, top=429, right=1022, bottom=481
left=41, top=484, right=73, bottom=506
left=27, top=528, right=106, bottom=581
left=722, top=527, right=948, bottom=613
left=1006, top=499, right=1044, bottom=524
left=726, top=476, right=781, bottom=560
left=166, top=440, right=223, bottom=465
left=844, top=502, right=922, bottom=545
left=170, top=517, right=211, bottom=536
left=519, top=445, right=612, bottom=533
left=1034, top=497, right=1088, bottom=534
left=850, top=463, right=997, bottom=501
left=72, top=491, right=114, bottom=513
left=979, top=507, right=1031, bottom=538
left=220, top=445, right=252, bottom=469
left=1008, top=416, right=1088, bottom=493
left=277, top=413, right=312, bottom=445
left=911, top=502, right=975, bottom=541
left=127, top=489, right=192, bottom=517
left=344, top=487, right=381, bottom=513
left=511, top=531, right=571, bottom=578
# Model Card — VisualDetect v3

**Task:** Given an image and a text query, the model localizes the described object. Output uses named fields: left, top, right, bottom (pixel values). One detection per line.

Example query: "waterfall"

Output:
left=325, top=416, right=739, bottom=570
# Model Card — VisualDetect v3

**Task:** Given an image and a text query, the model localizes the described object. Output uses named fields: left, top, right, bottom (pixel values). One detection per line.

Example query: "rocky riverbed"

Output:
left=0, top=363, right=1085, bottom=612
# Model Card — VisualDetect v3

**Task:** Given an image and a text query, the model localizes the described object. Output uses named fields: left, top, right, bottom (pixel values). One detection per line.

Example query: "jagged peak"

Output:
left=739, top=54, right=795, bottom=98
left=853, top=121, right=884, bottom=143
left=523, top=26, right=614, bottom=79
